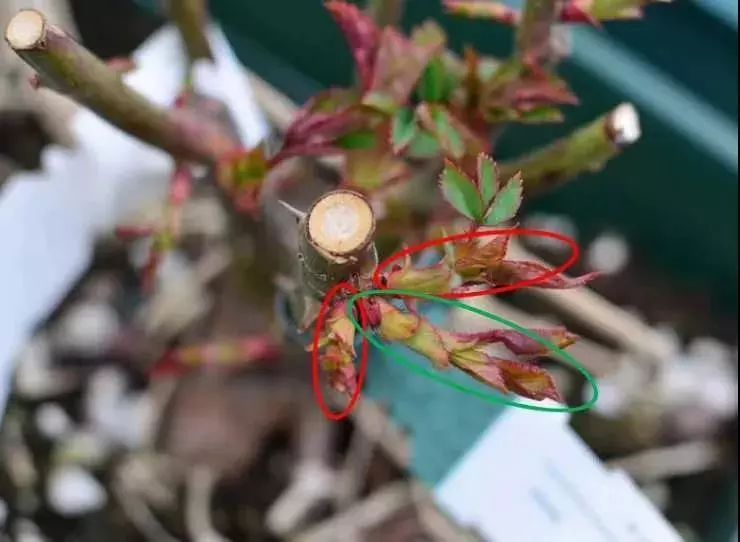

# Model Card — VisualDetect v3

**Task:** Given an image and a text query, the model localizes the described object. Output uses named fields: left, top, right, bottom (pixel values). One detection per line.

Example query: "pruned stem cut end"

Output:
left=307, top=191, right=375, bottom=257
left=5, top=9, right=47, bottom=50
left=609, top=103, right=641, bottom=146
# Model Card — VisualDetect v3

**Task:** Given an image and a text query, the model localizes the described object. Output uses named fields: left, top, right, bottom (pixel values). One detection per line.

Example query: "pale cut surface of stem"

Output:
left=499, top=103, right=641, bottom=194
left=5, top=9, right=237, bottom=163
left=298, top=190, right=377, bottom=299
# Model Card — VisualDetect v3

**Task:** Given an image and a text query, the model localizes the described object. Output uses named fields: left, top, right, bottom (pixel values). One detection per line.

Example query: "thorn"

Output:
left=298, top=297, right=321, bottom=332
left=278, top=200, right=307, bottom=222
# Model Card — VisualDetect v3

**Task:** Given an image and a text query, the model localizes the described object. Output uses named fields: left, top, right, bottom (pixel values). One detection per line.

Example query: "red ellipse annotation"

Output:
left=311, top=281, right=370, bottom=421
left=372, top=228, right=580, bottom=299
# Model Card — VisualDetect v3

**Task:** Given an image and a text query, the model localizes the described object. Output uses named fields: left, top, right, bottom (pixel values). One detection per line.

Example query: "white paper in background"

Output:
left=435, top=408, right=682, bottom=542
left=0, top=24, right=268, bottom=414
left=604, top=470, right=683, bottom=542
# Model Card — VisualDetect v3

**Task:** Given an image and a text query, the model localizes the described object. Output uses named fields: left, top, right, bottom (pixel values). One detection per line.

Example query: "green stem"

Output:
left=5, top=9, right=236, bottom=164
left=499, top=103, right=641, bottom=195
left=166, top=0, right=213, bottom=70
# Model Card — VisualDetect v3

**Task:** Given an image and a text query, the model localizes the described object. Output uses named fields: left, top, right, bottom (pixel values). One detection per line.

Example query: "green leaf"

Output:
left=418, top=57, right=449, bottom=102
left=391, top=108, right=418, bottom=153
left=484, top=172, right=523, bottom=225
left=477, top=153, right=498, bottom=204
left=418, top=104, right=465, bottom=159
left=406, top=130, right=440, bottom=158
left=439, top=161, right=484, bottom=221
left=335, top=130, right=379, bottom=150
left=433, top=108, right=465, bottom=159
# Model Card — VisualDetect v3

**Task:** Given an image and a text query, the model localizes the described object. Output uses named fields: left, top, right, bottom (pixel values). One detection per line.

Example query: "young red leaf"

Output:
left=457, top=327, right=579, bottom=356
left=281, top=89, right=363, bottom=157
left=477, top=153, right=498, bottom=204
left=512, top=79, right=579, bottom=110
left=495, top=359, right=563, bottom=402
left=455, top=359, right=509, bottom=393
left=480, top=60, right=578, bottom=123
left=365, top=27, right=444, bottom=111
left=489, top=260, right=601, bottom=288
left=325, top=0, right=380, bottom=90
left=483, top=171, right=523, bottom=226
left=439, top=160, right=484, bottom=221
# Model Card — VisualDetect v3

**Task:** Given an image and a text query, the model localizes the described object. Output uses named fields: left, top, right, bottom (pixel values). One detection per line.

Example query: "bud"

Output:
left=453, top=236, right=509, bottom=279
left=326, top=302, right=357, bottom=355
left=404, top=320, right=450, bottom=368
left=377, top=299, right=419, bottom=341
left=496, top=360, right=563, bottom=402
left=386, top=262, right=453, bottom=295
left=217, top=148, right=269, bottom=217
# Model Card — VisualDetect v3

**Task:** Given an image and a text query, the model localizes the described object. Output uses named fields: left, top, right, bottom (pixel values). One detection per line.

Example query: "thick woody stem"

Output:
left=499, top=103, right=641, bottom=195
left=298, top=190, right=378, bottom=300
left=516, top=0, right=562, bottom=63
left=166, top=0, right=213, bottom=67
left=4, top=9, right=236, bottom=163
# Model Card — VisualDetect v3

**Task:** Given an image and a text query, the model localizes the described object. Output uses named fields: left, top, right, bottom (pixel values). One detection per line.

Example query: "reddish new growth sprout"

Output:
left=311, top=151, right=600, bottom=403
